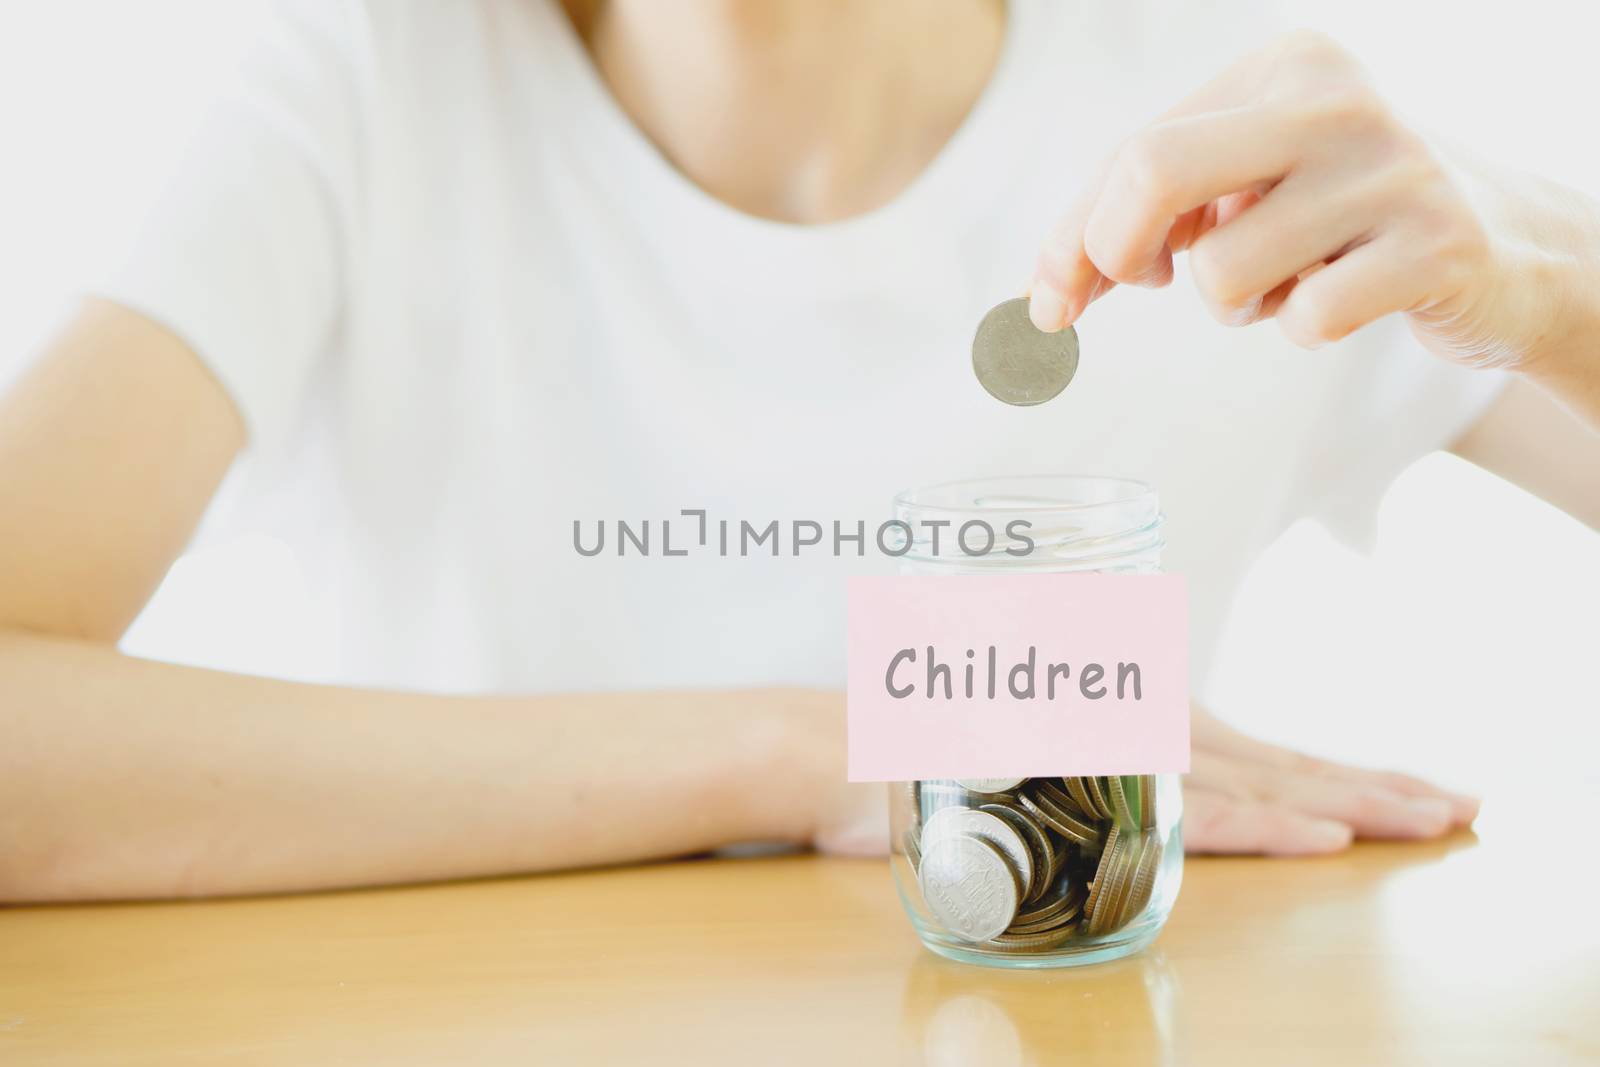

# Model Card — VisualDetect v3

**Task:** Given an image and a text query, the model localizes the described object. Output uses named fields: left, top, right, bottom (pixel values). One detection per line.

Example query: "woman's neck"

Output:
left=565, top=0, right=1005, bottom=223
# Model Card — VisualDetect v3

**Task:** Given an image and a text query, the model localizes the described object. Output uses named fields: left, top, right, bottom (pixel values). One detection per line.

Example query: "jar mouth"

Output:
left=891, top=475, right=1163, bottom=569
left=893, top=475, right=1157, bottom=517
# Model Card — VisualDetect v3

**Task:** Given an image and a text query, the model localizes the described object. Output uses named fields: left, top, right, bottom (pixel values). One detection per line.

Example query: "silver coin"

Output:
left=971, top=297, right=1079, bottom=406
left=955, top=777, right=1027, bottom=794
left=980, top=802, right=1054, bottom=903
left=918, top=832, right=1020, bottom=943
left=917, top=781, right=975, bottom=824
left=921, top=806, right=1033, bottom=902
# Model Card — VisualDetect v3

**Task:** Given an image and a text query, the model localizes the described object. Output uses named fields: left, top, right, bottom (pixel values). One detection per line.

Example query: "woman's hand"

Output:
left=1182, top=704, right=1477, bottom=855
left=800, top=694, right=1478, bottom=859
left=1028, top=31, right=1600, bottom=420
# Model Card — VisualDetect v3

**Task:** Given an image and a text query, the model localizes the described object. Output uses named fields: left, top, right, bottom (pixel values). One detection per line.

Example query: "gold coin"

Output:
left=1007, top=886, right=1083, bottom=935
left=1011, top=871, right=1080, bottom=928
left=1047, top=834, right=1069, bottom=882
left=1066, top=776, right=1115, bottom=821
left=1013, top=895, right=1071, bottom=928
left=1086, top=845, right=1129, bottom=936
left=1020, top=789, right=1102, bottom=850
left=1007, top=908, right=1070, bottom=935
left=1088, top=831, right=1143, bottom=937
left=1085, top=777, right=1115, bottom=821
left=1139, top=775, right=1157, bottom=831
left=986, top=923, right=1079, bottom=953
left=1009, top=906, right=1074, bottom=936
left=1083, top=824, right=1121, bottom=924
left=1112, top=832, right=1151, bottom=934
left=1064, top=777, right=1097, bottom=819
left=1055, top=803, right=1105, bottom=851
left=1034, top=779, right=1090, bottom=821
left=1118, top=833, right=1163, bottom=929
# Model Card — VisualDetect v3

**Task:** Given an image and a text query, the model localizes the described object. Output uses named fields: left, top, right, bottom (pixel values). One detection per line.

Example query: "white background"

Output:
left=1, top=2, right=1596, bottom=801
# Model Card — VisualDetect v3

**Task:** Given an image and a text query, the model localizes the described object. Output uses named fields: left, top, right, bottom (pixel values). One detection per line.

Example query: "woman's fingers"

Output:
left=1185, top=705, right=1479, bottom=855
left=1030, top=157, right=1116, bottom=331
left=1186, top=171, right=1376, bottom=324
left=1261, top=773, right=1455, bottom=839
left=1183, top=788, right=1354, bottom=856
left=1029, top=203, right=1109, bottom=332
left=1316, top=763, right=1480, bottom=826
left=1028, top=30, right=1512, bottom=362
left=1031, top=106, right=1308, bottom=331
left=1273, top=232, right=1442, bottom=348
left=1080, top=107, right=1308, bottom=289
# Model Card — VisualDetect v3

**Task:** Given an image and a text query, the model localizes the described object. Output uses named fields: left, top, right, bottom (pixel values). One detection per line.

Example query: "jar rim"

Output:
left=892, top=474, right=1157, bottom=517
left=890, top=475, right=1163, bottom=569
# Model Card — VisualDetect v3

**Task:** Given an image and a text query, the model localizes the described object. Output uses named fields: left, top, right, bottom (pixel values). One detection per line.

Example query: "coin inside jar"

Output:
left=906, top=775, right=1167, bottom=953
left=956, top=778, right=1027, bottom=794
left=979, top=803, right=1054, bottom=902
left=971, top=296, right=1080, bottom=406
left=921, top=806, right=1033, bottom=903
left=918, top=832, right=1020, bottom=943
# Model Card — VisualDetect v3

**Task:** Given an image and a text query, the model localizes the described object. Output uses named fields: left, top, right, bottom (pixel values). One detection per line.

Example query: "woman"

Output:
left=1, top=0, right=1594, bottom=900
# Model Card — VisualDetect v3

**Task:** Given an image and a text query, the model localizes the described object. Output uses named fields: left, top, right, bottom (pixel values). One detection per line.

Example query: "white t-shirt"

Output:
left=91, top=0, right=1503, bottom=695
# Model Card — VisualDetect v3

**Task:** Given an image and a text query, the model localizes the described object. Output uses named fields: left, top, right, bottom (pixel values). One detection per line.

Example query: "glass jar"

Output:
left=887, top=475, right=1183, bottom=968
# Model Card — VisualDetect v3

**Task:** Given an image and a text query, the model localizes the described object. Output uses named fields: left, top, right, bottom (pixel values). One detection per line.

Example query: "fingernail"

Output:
left=1132, top=261, right=1173, bottom=290
left=1224, top=296, right=1262, bottom=327
left=1449, top=793, right=1481, bottom=824
left=1309, top=819, right=1354, bottom=850
left=1406, top=796, right=1454, bottom=832
left=1029, top=283, right=1066, bottom=332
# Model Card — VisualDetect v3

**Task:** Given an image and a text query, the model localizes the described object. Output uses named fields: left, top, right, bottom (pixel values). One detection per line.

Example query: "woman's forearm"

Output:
left=0, top=628, right=818, bottom=901
left=1522, top=320, right=1600, bottom=430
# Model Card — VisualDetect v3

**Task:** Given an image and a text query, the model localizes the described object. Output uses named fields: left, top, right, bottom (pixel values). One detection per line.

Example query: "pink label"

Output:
left=846, top=574, right=1189, bottom=781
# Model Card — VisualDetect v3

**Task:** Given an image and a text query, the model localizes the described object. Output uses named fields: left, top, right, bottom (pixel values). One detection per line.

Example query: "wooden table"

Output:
left=3, top=791, right=1596, bottom=1066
